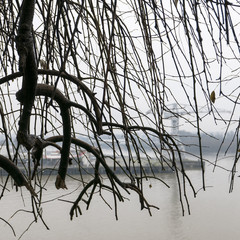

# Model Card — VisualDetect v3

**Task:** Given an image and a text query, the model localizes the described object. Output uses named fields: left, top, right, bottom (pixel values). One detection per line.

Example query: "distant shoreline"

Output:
left=0, top=158, right=204, bottom=177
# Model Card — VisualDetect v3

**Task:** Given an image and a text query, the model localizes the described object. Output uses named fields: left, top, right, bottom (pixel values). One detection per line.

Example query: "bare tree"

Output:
left=0, top=0, right=239, bottom=233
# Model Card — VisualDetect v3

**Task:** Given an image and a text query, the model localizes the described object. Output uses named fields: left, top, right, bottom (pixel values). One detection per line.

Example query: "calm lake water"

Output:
left=1, top=157, right=240, bottom=240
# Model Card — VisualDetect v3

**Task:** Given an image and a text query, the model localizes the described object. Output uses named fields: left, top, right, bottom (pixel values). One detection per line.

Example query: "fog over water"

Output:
left=0, top=155, right=240, bottom=240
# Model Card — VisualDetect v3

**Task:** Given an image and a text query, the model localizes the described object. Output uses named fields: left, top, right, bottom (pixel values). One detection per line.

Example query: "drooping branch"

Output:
left=16, top=83, right=102, bottom=189
left=45, top=135, right=132, bottom=190
left=44, top=135, right=164, bottom=219
left=16, top=84, right=70, bottom=189
left=0, top=69, right=102, bottom=133
left=0, top=155, right=36, bottom=196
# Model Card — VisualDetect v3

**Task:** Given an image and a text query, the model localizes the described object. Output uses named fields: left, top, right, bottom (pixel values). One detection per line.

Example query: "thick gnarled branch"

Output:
left=16, top=0, right=38, bottom=150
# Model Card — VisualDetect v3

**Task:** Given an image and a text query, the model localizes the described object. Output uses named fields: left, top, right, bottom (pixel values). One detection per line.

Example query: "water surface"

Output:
left=1, top=158, right=240, bottom=240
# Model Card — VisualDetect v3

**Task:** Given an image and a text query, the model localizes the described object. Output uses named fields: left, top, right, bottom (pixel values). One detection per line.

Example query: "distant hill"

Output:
left=179, top=130, right=237, bottom=156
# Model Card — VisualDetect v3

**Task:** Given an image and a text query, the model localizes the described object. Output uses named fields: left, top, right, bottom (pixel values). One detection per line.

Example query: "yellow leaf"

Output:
left=210, top=91, right=216, bottom=103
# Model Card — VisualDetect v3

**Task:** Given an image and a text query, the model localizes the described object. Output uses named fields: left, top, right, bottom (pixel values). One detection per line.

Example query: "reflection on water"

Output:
left=1, top=158, right=240, bottom=240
